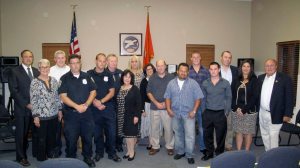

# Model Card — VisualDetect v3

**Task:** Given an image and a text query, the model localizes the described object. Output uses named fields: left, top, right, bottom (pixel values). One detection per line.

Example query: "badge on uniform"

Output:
left=82, top=79, right=87, bottom=84
left=104, top=76, right=108, bottom=82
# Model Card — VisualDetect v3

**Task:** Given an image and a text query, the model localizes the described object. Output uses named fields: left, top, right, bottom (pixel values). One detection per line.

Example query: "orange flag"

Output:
left=143, top=12, right=154, bottom=67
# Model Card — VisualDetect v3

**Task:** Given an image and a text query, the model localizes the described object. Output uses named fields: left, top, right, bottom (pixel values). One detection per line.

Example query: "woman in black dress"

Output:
left=117, top=70, right=142, bottom=161
left=231, top=60, right=258, bottom=151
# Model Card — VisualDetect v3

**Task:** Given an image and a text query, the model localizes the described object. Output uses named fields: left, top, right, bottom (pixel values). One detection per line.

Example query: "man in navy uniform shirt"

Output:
left=88, top=53, right=121, bottom=162
left=58, top=54, right=97, bottom=167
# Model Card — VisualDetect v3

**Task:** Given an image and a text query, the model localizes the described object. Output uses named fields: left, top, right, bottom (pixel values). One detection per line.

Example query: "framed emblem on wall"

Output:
left=119, top=33, right=142, bottom=56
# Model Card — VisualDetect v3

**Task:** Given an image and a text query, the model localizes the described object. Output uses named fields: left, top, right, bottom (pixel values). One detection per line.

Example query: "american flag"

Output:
left=69, top=12, right=80, bottom=55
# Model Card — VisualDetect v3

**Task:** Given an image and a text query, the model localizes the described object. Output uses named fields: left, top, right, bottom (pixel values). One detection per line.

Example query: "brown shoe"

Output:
left=149, top=148, right=160, bottom=155
left=167, top=149, right=174, bottom=156
left=18, top=159, right=30, bottom=167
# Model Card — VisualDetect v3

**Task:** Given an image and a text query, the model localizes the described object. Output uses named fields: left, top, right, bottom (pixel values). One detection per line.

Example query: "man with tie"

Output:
left=8, top=50, right=39, bottom=166
left=258, top=59, right=293, bottom=151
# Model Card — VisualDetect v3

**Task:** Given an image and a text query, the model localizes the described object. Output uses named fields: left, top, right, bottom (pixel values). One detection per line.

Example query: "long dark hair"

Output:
left=238, top=60, right=256, bottom=81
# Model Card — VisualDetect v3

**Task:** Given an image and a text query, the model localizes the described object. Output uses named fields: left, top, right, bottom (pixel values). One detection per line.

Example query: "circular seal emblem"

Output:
left=123, top=36, right=139, bottom=53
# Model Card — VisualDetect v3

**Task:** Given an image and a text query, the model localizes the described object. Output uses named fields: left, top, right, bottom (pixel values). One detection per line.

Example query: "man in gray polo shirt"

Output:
left=147, top=60, right=175, bottom=156
left=201, top=62, right=232, bottom=161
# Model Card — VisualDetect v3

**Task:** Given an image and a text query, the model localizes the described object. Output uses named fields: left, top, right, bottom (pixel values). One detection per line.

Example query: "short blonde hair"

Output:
left=128, top=55, right=142, bottom=70
left=54, top=50, right=66, bottom=58
left=107, top=53, right=118, bottom=61
left=95, top=53, right=106, bottom=60
left=38, top=59, right=50, bottom=68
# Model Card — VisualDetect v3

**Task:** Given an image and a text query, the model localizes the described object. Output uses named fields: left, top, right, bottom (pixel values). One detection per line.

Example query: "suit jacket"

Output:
left=257, top=72, right=293, bottom=124
left=220, top=65, right=238, bottom=95
left=8, top=65, right=39, bottom=117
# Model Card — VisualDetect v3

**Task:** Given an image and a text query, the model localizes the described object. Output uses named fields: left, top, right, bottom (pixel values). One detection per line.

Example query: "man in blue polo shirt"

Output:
left=58, top=54, right=97, bottom=167
left=88, top=53, right=121, bottom=163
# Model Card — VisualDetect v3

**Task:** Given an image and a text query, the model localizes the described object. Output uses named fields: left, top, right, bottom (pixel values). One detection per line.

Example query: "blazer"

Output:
left=8, top=65, right=39, bottom=117
left=123, top=85, right=142, bottom=119
left=257, top=72, right=293, bottom=124
left=220, top=65, right=238, bottom=91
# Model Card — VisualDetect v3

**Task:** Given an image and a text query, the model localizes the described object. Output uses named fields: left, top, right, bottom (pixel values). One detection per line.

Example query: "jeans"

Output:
left=197, top=105, right=206, bottom=151
left=172, top=116, right=195, bottom=158
left=64, top=109, right=95, bottom=158
left=93, top=104, right=116, bottom=156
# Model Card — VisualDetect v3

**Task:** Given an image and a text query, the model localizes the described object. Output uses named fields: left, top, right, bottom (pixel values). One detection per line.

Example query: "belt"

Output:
left=206, top=109, right=224, bottom=112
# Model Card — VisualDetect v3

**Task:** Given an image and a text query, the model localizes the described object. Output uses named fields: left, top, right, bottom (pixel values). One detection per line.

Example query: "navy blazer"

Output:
left=8, top=65, right=39, bottom=117
left=257, top=72, right=293, bottom=124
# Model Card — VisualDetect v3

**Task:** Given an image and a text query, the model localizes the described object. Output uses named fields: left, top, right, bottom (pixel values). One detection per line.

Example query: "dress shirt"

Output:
left=260, top=72, right=276, bottom=111
left=221, top=65, right=233, bottom=84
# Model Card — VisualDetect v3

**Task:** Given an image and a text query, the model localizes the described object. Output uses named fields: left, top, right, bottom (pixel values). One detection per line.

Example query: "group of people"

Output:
left=8, top=49, right=293, bottom=167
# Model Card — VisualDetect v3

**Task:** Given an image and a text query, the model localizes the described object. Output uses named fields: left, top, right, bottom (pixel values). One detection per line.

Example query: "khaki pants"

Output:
left=150, top=110, right=174, bottom=149
left=225, top=112, right=233, bottom=148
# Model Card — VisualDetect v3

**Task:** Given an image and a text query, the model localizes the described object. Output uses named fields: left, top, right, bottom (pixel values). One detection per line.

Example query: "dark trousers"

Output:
left=31, top=121, right=38, bottom=157
left=36, top=118, right=58, bottom=161
left=203, top=109, right=227, bottom=156
left=64, top=110, right=94, bottom=158
left=15, top=116, right=31, bottom=161
left=54, top=119, right=65, bottom=155
left=93, top=105, right=116, bottom=156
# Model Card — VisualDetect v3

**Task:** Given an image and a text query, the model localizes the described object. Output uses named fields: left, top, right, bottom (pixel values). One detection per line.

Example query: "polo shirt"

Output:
left=147, top=72, right=174, bottom=110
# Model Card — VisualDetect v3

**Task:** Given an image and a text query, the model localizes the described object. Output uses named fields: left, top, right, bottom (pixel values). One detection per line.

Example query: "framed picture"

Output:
left=119, top=33, right=142, bottom=56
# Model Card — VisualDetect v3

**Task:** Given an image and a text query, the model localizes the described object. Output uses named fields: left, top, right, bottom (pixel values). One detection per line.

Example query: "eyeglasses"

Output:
left=146, top=68, right=153, bottom=71
left=39, top=66, right=49, bottom=69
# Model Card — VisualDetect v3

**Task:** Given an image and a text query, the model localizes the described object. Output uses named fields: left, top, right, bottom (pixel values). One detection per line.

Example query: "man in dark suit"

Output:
left=8, top=50, right=39, bottom=166
left=257, top=59, right=293, bottom=151
left=219, top=51, right=238, bottom=151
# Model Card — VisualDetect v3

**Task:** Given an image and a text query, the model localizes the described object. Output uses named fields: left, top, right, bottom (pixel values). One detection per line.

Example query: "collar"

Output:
left=22, top=63, right=31, bottom=70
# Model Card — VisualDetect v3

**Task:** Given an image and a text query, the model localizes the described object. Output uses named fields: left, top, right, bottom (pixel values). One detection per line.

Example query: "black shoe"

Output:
left=187, top=158, right=195, bottom=164
left=84, top=157, right=96, bottom=167
left=108, top=154, right=122, bottom=162
left=128, top=153, right=135, bottom=161
left=201, top=154, right=214, bottom=161
left=173, top=153, right=185, bottom=160
left=123, top=154, right=129, bottom=159
left=116, top=147, right=123, bottom=152
left=94, top=154, right=103, bottom=162
left=200, top=149, right=207, bottom=155
left=18, top=159, right=30, bottom=167
left=146, top=145, right=152, bottom=150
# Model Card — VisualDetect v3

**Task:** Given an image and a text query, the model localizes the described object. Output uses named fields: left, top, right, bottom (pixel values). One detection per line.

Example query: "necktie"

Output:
left=27, top=67, right=33, bottom=81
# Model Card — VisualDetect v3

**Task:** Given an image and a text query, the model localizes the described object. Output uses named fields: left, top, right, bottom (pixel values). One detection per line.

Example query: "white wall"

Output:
left=0, top=0, right=251, bottom=70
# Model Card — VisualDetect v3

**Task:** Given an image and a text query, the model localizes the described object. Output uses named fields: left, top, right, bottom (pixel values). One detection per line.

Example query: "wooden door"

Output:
left=42, top=43, right=70, bottom=66
left=186, top=44, right=215, bottom=68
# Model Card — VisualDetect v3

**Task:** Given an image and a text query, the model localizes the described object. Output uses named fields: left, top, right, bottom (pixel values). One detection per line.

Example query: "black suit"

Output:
left=257, top=72, right=293, bottom=124
left=220, top=65, right=238, bottom=149
left=8, top=65, right=39, bottom=161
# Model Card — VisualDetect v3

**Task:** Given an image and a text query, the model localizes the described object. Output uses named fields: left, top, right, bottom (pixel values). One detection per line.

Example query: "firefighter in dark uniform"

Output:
left=105, top=54, right=123, bottom=152
left=58, top=54, right=97, bottom=167
left=88, top=53, right=121, bottom=162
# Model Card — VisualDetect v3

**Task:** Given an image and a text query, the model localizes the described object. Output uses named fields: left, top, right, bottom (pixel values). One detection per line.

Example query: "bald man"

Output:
left=147, top=60, right=175, bottom=156
left=257, top=59, right=293, bottom=151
